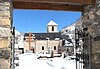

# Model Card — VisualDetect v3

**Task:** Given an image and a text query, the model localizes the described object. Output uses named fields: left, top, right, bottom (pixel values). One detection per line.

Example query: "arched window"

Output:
left=52, top=26, right=54, bottom=31
left=54, top=46, right=56, bottom=50
left=42, top=46, right=44, bottom=50
left=67, top=48, right=69, bottom=52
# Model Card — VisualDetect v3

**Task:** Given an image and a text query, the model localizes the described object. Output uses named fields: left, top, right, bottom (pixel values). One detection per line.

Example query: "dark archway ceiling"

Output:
left=13, top=0, right=95, bottom=11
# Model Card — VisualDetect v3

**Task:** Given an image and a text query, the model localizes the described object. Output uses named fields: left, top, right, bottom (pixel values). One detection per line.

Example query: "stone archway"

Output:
left=0, top=0, right=100, bottom=69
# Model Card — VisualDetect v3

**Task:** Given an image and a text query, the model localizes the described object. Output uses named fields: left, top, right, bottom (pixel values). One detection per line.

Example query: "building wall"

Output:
left=92, top=41, right=100, bottom=69
left=82, top=0, right=100, bottom=69
left=0, top=38, right=10, bottom=48
left=35, top=40, right=47, bottom=54
left=0, top=1, right=12, bottom=69
left=24, top=41, right=30, bottom=51
left=47, top=25, right=58, bottom=33
left=0, top=1, right=12, bottom=48
left=0, top=1, right=11, bottom=27
left=24, top=40, right=62, bottom=54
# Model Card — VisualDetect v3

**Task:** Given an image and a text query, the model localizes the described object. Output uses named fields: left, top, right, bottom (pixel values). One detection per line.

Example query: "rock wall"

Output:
left=66, top=0, right=100, bottom=68
left=0, top=0, right=12, bottom=69
left=82, top=0, right=100, bottom=69
left=0, top=0, right=12, bottom=48
left=0, top=0, right=99, bottom=69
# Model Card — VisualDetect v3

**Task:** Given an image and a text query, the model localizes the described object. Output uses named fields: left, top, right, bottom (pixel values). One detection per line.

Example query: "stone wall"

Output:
left=0, top=0, right=12, bottom=48
left=82, top=0, right=100, bottom=69
left=0, top=1, right=11, bottom=27
left=0, top=0, right=12, bottom=69
left=0, top=38, right=10, bottom=48
left=92, top=41, right=100, bottom=69
left=24, top=40, right=62, bottom=54
left=0, top=0, right=99, bottom=69
left=72, top=0, right=100, bottom=69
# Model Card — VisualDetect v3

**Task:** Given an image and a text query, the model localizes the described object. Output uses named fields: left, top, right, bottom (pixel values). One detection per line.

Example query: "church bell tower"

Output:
left=47, top=20, right=58, bottom=33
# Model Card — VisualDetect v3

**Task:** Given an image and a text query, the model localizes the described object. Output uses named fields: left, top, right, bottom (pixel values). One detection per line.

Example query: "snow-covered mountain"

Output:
left=60, top=24, right=75, bottom=46
left=60, top=17, right=82, bottom=46
left=15, top=30, right=24, bottom=49
left=60, top=17, right=83, bottom=55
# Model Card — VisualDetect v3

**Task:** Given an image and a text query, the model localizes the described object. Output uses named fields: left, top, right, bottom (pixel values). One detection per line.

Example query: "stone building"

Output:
left=0, top=0, right=99, bottom=69
left=24, top=20, right=62, bottom=54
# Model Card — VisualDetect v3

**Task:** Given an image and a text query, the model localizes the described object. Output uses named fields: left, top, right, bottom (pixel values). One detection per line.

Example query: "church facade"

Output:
left=24, top=20, right=62, bottom=54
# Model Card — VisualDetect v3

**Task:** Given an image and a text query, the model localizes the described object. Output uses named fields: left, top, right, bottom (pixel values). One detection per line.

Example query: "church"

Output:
left=24, top=20, right=62, bottom=54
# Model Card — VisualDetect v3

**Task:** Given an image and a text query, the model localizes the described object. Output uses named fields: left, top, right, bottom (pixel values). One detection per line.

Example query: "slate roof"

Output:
left=24, top=32, right=62, bottom=40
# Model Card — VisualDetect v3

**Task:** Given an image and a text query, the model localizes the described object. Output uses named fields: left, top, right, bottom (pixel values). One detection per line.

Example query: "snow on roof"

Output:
left=65, top=25, right=75, bottom=31
left=48, top=20, right=58, bottom=26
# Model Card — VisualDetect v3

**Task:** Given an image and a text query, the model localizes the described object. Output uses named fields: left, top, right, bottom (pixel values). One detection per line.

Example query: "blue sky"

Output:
left=13, top=9, right=82, bottom=33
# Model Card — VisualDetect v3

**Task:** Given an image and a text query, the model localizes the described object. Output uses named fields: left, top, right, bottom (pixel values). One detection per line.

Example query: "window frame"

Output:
left=54, top=46, right=56, bottom=50
left=52, top=26, right=54, bottom=31
left=42, top=46, right=44, bottom=50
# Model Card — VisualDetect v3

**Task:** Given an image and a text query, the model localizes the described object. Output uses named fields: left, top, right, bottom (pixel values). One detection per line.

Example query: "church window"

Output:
left=52, top=26, right=54, bottom=31
left=54, top=46, right=56, bottom=50
left=42, top=46, right=44, bottom=50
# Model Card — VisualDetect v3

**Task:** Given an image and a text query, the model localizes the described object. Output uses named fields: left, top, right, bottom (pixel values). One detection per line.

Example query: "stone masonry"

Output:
left=0, top=0, right=100, bottom=69
left=82, top=0, right=100, bottom=69
left=0, top=0, right=12, bottom=69
left=69, top=0, right=100, bottom=69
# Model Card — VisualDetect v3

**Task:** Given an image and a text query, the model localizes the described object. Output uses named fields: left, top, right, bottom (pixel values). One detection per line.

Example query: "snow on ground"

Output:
left=15, top=53, right=76, bottom=69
